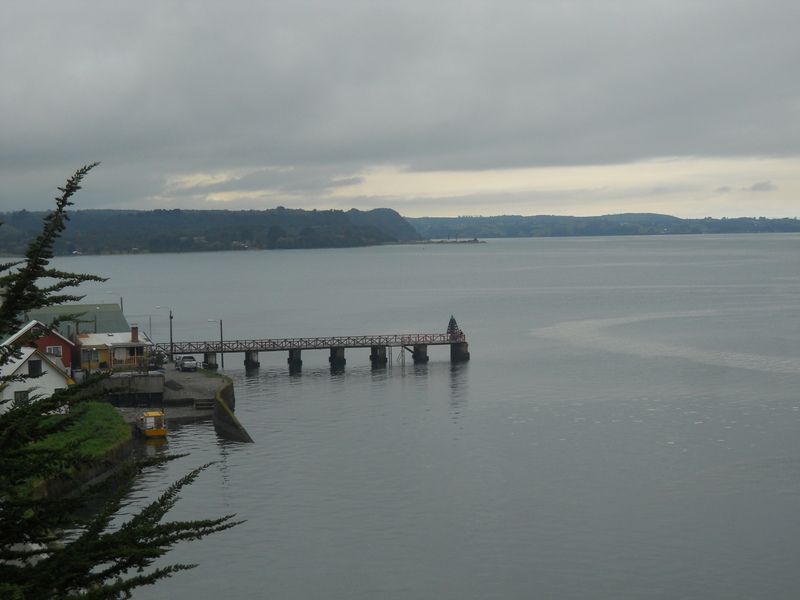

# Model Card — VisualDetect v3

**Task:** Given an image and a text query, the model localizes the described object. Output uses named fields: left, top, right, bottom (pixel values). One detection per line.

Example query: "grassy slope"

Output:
left=35, top=402, right=132, bottom=457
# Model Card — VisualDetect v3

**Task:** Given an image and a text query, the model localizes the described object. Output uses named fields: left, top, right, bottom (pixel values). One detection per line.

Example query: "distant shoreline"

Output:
left=417, top=238, right=486, bottom=244
left=7, top=230, right=800, bottom=260
left=2, top=209, right=798, bottom=257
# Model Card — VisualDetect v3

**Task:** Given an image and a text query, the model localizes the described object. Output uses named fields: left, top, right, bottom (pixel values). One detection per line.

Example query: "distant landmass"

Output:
left=407, top=213, right=800, bottom=240
left=1, top=209, right=798, bottom=255
left=0, top=207, right=421, bottom=255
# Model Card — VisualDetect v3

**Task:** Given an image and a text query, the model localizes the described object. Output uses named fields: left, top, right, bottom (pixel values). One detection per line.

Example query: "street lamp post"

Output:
left=208, top=319, right=224, bottom=370
left=106, top=291, right=123, bottom=313
left=156, top=306, right=174, bottom=359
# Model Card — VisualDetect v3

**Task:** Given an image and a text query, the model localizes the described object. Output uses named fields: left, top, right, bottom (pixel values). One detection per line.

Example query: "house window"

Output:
left=46, top=346, right=63, bottom=357
left=28, top=359, right=42, bottom=376
left=82, top=348, right=100, bottom=366
left=14, top=390, right=29, bottom=403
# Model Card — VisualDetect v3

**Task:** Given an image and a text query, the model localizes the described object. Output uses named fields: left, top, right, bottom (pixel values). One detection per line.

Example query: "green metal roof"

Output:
left=26, top=303, right=130, bottom=337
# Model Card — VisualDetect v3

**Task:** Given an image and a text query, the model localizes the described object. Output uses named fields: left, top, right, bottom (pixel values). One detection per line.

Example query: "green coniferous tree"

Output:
left=0, top=165, right=241, bottom=599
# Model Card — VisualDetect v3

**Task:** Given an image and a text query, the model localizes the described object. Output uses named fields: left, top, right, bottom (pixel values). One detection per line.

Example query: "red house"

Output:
left=2, top=320, right=76, bottom=374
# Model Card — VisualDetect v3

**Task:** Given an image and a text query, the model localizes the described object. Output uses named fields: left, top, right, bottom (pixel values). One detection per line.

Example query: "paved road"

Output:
left=163, top=365, right=224, bottom=404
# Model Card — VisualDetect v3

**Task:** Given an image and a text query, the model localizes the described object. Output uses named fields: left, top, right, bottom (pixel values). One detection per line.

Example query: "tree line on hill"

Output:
left=0, top=207, right=422, bottom=255
left=406, top=213, right=800, bottom=240
left=1, top=208, right=798, bottom=256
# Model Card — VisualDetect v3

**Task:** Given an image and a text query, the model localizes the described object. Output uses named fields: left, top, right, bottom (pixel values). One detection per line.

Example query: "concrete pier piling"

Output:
left=329, top=346, right=346, bottom=369
left=244, top=350, right=260, bottom=369
left=203, top=352, right=218, bottom=370
left=288, top=348, right=303, bottom=373
left=450, top=342, right=470, bottom=362
left=412, top=344, right=429, bottom=364
left=370, top=345, right=388, bottom=367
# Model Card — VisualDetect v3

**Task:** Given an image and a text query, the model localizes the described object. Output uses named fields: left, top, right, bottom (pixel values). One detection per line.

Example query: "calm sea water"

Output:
left=55, top=235, right=800, bottom=599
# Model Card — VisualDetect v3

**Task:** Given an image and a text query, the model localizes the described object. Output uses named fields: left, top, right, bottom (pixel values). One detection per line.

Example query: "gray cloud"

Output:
left=1, top=1, right=799, bottom=214
left=742, top=181, right=778, bottom=192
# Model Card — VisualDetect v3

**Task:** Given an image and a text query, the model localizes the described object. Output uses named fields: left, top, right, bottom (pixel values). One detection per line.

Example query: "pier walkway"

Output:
left=152, top=330, right=469, bottom=371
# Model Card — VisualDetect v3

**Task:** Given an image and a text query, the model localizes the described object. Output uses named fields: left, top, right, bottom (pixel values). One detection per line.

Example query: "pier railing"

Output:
left=153, top=333, right=466, bottom=355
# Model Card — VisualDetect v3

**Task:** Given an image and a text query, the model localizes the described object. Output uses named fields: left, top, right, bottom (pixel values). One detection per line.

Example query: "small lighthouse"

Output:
left=447, top=315, right=470, bottom=361
left=447, top=315, right=462, bottom=339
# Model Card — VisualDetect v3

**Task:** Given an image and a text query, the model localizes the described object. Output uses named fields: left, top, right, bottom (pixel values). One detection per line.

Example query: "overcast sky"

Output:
left=2, top=1, right=798, bottom=218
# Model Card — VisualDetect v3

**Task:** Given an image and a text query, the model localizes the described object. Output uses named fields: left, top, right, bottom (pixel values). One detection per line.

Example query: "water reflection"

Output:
left=142, top=437, right=168, bottom=457
left=448, top=362, right=469, bottom=422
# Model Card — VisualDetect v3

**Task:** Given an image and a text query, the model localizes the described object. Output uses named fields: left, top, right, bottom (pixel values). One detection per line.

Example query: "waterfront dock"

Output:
left=152, top=318, right=470, bottom=372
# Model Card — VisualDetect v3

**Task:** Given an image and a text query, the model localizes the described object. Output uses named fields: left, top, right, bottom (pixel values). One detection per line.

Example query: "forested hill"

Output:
left=0, top=207, right=421, bottom=255
left=2, top=209, right=798, bottom=255
left=407, top=213, right=800, bottom=239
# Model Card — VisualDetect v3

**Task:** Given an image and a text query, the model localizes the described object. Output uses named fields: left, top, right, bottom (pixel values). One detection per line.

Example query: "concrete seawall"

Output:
left=161, top=367, right=253, bottom=442
left=112, top=367, right=253, bottom=443
left=213, top=379, right=254, bottom=443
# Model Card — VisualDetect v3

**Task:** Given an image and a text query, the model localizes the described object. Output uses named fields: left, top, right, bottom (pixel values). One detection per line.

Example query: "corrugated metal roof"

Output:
left=27, top=303, right=130, bottom=336
left=76, top=331, right=153, bottom=348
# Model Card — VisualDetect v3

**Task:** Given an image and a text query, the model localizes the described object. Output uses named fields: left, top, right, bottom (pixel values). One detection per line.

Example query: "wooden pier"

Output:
left=152, top=320, right=470, bottom=372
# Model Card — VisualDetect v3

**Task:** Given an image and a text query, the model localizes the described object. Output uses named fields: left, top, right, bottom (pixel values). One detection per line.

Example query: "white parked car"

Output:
left=176, top=355, right=198, bottom=372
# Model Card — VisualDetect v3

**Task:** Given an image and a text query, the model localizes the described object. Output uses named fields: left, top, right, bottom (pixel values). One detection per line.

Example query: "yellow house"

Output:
left=76, top=325, right=154, bottom=373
